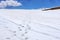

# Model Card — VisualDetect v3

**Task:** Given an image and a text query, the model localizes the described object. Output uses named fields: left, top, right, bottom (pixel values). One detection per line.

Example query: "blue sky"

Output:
left=0, top=0, right=60, bottom=9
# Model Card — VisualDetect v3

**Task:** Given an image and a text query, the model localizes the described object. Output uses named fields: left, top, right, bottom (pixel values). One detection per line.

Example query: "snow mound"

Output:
left=0, top=9, right=60, bottom=40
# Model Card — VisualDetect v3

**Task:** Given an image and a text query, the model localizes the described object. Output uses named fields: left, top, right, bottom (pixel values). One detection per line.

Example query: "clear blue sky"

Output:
left=0, top=0, right=60, bottom=9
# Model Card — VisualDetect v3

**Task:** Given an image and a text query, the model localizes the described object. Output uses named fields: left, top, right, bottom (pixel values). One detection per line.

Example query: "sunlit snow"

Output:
left=0, top=9, right=60, bottom=40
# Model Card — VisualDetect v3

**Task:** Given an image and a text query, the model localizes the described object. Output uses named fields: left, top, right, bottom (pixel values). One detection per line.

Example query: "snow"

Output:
left=0, top=9, right=60, bottom=40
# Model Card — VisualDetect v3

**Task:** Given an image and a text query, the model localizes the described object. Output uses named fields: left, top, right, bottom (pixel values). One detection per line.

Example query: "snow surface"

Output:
left=0, top=9, right=60, bottom=40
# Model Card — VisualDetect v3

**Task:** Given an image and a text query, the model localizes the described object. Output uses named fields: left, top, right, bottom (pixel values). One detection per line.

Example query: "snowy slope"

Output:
left=0, top=9, right=60, bottom=40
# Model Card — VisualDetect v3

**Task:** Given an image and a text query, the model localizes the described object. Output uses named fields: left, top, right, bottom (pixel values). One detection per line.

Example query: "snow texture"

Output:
left=0, top=9, right=60, bottom=40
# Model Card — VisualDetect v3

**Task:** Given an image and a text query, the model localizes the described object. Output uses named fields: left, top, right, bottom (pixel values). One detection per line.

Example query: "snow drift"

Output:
left=0, top=9, right=60, bottom=40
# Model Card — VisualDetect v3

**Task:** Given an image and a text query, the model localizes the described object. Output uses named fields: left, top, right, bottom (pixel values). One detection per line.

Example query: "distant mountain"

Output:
left=43, top=6, right=60, bottom=11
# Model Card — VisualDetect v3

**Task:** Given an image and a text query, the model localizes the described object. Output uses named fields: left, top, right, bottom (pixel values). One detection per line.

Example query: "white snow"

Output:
left=0, top=9, right=60, bottom=40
